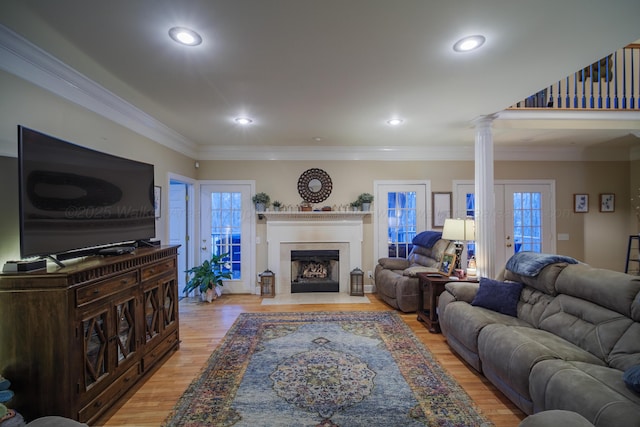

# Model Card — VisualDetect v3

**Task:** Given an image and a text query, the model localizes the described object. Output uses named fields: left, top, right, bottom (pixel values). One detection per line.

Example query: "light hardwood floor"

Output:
left=95, top=294, right=525, bottom=427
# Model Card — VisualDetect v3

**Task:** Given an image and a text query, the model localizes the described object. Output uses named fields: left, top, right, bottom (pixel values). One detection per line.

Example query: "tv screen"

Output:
left=18, top=126, right=156, bottom=258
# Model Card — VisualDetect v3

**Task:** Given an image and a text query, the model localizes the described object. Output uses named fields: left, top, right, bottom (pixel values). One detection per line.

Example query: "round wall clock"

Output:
left=297, top=168, right=332, bottom=203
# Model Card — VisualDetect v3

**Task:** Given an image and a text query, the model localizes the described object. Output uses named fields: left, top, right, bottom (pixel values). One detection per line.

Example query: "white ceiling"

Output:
left=1, top=0, right=640, bottom=160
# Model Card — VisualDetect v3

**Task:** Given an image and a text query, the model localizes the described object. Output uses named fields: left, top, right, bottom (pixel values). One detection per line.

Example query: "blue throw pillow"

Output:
left=412, top=231, right=442, bottom=248
left=471, top=278, right=523, bottom=317
left=623, top=365, right=640, bottom=393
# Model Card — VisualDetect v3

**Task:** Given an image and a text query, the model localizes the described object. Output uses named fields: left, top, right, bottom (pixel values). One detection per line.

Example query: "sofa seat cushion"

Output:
left=530, top=360, right=640, bottom=427
left=439, top=301, right=532, bottom=365
left=478, top=324, right=606, bottom=405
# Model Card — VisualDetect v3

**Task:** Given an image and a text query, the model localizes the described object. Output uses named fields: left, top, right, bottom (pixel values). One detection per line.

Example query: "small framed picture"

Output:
left=438, top=253, right=457, bottom=277
left=599, top=193, right=615, bottom=212
left=573, top=194, right=589, bottom=213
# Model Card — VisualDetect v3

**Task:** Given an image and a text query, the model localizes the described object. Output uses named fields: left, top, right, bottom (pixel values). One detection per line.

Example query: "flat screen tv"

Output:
left=18, top=126, right=156, bottom=259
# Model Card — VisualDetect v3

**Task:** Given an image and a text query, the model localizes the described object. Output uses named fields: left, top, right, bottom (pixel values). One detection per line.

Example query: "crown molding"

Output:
left=197, top=143, right=627, bottom=162
left=0, top=24, right=198, bottom=158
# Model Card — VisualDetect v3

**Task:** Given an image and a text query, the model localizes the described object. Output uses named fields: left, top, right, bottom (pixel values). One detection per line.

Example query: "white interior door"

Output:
left=374, top=181, right=429, bottom=262
left=169, top=181, right=188, bottom=292
left=454, top=181, right=556, bottom=272
left=199, top=182, right=254, bottom=294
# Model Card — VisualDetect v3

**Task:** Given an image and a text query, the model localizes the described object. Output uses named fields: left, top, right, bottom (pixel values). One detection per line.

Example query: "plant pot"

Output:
left=201, top=288, right=215, bottom=303
left=255, top=203, right=266, bottom=212
left=361, top=202, right=371, bottom=211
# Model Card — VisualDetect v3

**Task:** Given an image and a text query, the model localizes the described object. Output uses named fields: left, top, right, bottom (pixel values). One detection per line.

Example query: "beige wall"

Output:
left=0, top=70, right=196, bottom=264
left=197, top=159, right=633, bottom=278
left=1, top=69, right=636, bottom=278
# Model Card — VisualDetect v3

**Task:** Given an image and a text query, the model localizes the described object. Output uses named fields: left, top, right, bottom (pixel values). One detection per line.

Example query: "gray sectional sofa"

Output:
left=438, top=252, right=640, bottom=426
left=374, top=231, right=455, bottom=312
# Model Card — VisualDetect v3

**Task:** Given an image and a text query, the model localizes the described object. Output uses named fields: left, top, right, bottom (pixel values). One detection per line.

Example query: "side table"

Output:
left=416, top=272, right=478, bottom=333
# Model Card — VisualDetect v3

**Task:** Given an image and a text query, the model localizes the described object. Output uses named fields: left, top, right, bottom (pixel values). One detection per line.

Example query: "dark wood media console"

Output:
left=0, top=246, right=180, bottom=424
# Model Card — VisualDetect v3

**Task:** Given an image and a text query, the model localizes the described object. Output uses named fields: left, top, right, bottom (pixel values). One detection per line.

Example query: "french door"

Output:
left=454, top=181, right=556, bottom=271
left=374, top=181, right=429, bottom=262
left=199, top=182, right=254, bottom=294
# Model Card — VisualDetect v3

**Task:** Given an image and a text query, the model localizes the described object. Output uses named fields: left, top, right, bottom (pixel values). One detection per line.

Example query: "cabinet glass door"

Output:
left=115, top=297, right=136, bottom=364
left=83, top=311, right=108, bottom=388
left=163, top=278, right=177, bottom=328
left=144, top=286, right=161, bottom=342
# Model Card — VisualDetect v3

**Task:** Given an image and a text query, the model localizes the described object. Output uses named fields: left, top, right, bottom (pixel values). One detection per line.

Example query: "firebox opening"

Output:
left=291, top=250, right=339, bottom=293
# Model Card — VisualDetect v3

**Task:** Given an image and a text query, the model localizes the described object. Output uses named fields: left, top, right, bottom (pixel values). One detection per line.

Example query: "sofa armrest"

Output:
left=444, top=281, right=480, bottom=304
left=377, top=257, right=410, bottom=270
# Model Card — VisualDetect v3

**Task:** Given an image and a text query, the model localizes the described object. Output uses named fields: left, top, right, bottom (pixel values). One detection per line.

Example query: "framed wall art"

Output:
left=432, top=192, right=452, bottom=228
left=573, top=194, right=588, bottom=213
left=154, top=186, right=161, bottom=218
left=599, top=193, right=615, bottom=212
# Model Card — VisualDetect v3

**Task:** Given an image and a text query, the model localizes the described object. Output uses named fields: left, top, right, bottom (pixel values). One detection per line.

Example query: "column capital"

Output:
left=471, top=114, right=497, bottom=129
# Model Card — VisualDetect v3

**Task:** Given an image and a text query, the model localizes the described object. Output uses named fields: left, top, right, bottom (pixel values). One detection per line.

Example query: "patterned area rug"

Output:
left=163, top=311, right=493, bottom=427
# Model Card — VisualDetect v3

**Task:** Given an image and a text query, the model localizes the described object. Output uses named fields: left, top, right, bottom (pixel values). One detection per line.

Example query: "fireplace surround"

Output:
left=263, top=212, right=368, bottom=295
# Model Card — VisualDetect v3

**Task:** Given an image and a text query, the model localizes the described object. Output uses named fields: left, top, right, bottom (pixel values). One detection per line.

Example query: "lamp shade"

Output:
left=442, top=218, right=475, bottom=241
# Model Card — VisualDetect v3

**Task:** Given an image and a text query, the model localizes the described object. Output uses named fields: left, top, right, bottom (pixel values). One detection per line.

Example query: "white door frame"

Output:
left=453, top=179, right=556, bottom=272
left=167, top=173, right=196, bottom=294
left=197, top=180, right=256, bottom=294
left=373, top=180, right=430, bottom=263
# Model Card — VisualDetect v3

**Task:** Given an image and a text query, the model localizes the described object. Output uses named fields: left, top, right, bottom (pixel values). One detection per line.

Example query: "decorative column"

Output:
left=473, top=115, right=496, bottom=279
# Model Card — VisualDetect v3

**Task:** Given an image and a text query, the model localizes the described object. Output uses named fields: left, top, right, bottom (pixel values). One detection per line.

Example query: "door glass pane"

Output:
left=387, top=192, right=417, bottom=257
left=513, top=192, right=542, bottom=253
left=210, top=192, right=240, bottom=279
left=465, top=193, right=476, bottom=260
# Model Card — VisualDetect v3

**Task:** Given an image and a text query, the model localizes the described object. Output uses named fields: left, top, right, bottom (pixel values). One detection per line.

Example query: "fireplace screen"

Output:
left=291, top=250, right=339, bottom=293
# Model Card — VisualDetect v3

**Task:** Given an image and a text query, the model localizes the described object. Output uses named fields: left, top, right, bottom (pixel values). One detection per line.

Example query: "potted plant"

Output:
left=272, top=200, right=283, bottom=211
left=184, top=252, right=232, bottom=302
left=252, top=192, right=271, bottom=212
left=357, top=193, right=374, bottom=211
left=350, top=200, right=362, bottom=212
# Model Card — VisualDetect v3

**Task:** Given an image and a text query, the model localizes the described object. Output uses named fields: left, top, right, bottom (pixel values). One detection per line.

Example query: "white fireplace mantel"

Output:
left=264, top=212, right=369, bottom=295
left=261, top=211, right=369, bottom=221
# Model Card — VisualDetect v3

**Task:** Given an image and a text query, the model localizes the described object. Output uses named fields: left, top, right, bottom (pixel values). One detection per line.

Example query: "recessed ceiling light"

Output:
left=234, top=117, right=253, bottom=125
left=453, top=35, right=486, bottom=52
left=387, top=118, right=404, bottom=126
left=168, top=27, right=202, bottom=46
left=312, top=137, right=323, bottom=142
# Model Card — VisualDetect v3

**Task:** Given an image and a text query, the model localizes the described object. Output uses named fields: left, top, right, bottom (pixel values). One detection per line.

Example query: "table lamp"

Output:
left=442, top=218, right=475, bottom=271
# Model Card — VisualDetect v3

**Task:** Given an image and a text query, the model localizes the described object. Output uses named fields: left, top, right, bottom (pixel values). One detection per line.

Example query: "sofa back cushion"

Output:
left=504, top=262, right=568, bottom=296
left=517, top=286, right=555, bottom=328
left=407, top=239, right=454, bottom=267
left=555, top=264, right=640, bottom=318
left=539, top=294, right=636, bottom=363
left=547, top=263, right=640, bottom=370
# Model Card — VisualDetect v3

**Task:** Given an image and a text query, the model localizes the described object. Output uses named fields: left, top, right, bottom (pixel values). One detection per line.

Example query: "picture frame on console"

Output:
left=573, top=193, right=588, bottom=213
